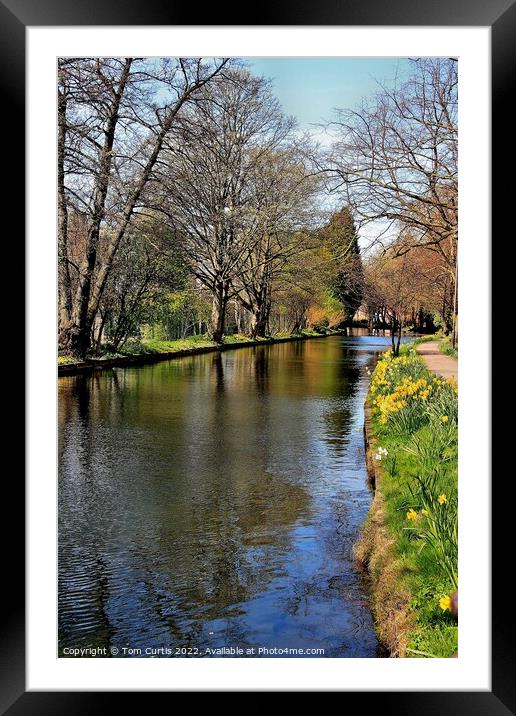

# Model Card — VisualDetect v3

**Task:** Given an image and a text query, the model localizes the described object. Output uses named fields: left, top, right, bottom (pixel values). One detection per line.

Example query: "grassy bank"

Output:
left=439, top=337, right=458, bottom=359
left=356, top=344, right=458, bottom=657
left=58, top=329, right=331, bottom=372
left=119, top=329, right=324, bottom=356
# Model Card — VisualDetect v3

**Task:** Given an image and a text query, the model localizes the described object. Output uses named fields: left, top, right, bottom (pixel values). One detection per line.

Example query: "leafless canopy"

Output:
left=326, top=58, right=457, bottom=276
left=151, top=69, right=321, bottom=339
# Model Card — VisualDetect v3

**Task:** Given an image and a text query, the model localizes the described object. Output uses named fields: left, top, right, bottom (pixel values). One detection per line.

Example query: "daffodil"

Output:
left=406, top=509, right=418, bottom=521
left=439, top=595, right=452, bottom=611
left=438, top=494, right=447, bottom=505
left=441, top=415, right=449, bottom=423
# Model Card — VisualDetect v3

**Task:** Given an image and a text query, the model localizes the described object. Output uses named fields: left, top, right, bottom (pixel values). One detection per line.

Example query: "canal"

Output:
left=58, top=333, right=400, bottom=657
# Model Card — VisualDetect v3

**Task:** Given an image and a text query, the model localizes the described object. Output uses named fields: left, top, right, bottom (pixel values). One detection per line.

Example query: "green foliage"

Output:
left=322, top=290, right=343, bottom=316
left=320, top=207, right=364, bottom=322
left=406, top=581, right=458, bottom=657
left=406, top=471, right=458, bottom=590
left=102, top=218, right=190, bottom=350
left=439, top=337, right=458, bottom=359
left=412, top=334, right=438, bottom=345
left=147, top=289, right=212, bottom=342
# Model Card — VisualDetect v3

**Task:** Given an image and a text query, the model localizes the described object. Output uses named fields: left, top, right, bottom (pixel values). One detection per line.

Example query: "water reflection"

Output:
left=59, top=335, right=398, bottom=657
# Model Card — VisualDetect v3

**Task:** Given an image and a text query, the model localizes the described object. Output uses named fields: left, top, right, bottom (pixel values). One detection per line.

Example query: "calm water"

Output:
left=58, top=333, right=405, bottom=658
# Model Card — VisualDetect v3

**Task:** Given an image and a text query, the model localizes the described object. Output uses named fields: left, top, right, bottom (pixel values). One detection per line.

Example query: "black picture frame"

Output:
left=4, top=0, right=513, bottom=709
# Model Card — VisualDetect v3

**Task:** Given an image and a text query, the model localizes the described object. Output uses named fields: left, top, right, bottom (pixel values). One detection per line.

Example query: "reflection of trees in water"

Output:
left=229, top=341, right=308, bottom=397
left=103, top=465, right=311, bottom=643
left=290, top=340, right=307, bottom=358
left=253, top=345, right=270, bottom=395
left=321, top=348, right=362, bottom=455
left=58, top=350, right=311, bottom=651
left=323, top=402, right=354, bottom=454
left=211, top=353, right=225, bottom=396
left=150, top=350, right=311, bottom=626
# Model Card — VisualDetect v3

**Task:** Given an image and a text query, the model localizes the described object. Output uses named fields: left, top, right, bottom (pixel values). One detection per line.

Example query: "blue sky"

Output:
left=243, top=58, right=413, bottom=246
left=245, top=57, right=411, bottom=131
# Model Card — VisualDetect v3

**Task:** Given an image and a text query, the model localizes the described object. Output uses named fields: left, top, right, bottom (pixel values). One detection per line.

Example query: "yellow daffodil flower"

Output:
left=439, top=595, right=452, bottom=611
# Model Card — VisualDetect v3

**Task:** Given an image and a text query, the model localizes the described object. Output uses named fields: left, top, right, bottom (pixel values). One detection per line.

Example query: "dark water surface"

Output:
left=58, top=333, right=402, bottom=658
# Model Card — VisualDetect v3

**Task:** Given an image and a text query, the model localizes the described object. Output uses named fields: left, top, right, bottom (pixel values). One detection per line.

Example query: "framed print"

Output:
left=4, top=0, right=513, bottom=708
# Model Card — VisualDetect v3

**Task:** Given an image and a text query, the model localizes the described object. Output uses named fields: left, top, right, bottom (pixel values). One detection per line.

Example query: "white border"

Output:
left=27, top=26, right=490, bottom=691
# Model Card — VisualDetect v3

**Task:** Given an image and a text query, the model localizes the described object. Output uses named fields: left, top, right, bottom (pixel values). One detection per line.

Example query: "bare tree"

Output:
left=153, top=69, right=307, bottom=342
left=364, top=239, right=442, bottom=354
left=328, top=58, right=457, bottom=250
left=230, top=147, right=321, bottom=337
left=58, top=57, right=230, bottom=357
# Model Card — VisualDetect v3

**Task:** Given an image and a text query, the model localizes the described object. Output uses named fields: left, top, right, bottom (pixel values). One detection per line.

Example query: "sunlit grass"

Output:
left=57, top=355, right=76, bottom=365
left=58, top=329, right=330, bottom=365
left=133, top=336, right=216, bottom=353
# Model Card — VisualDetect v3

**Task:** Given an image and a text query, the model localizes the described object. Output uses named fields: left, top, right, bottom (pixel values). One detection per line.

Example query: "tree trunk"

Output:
left=249, top=296, right=269, bottom=339
left=250, top=314, right=267, bottom=338
left=94, top=310, right=108, bottom=354
left=209, top=282, right=228, bottom=343
left=418, top=307, right=425, bottom=332
left=391, top=317, right=398, bottom=355
left=395, top=320, right=402, bottom=356
left=451, top=260, right=458, bottom=349
left=57, top=88, right=72, bottom=345
left=234, top=303, right=242, bottom=334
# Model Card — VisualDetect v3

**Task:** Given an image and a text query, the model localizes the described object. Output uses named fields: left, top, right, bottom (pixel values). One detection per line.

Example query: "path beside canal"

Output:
left=416, top=341, right=458, bottom=380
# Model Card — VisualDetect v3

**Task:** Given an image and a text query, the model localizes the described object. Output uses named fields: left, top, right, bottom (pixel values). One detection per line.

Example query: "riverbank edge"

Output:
left=354, top=399, right=414, bottom=658
left=58, top=331, right=335, bottom=376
